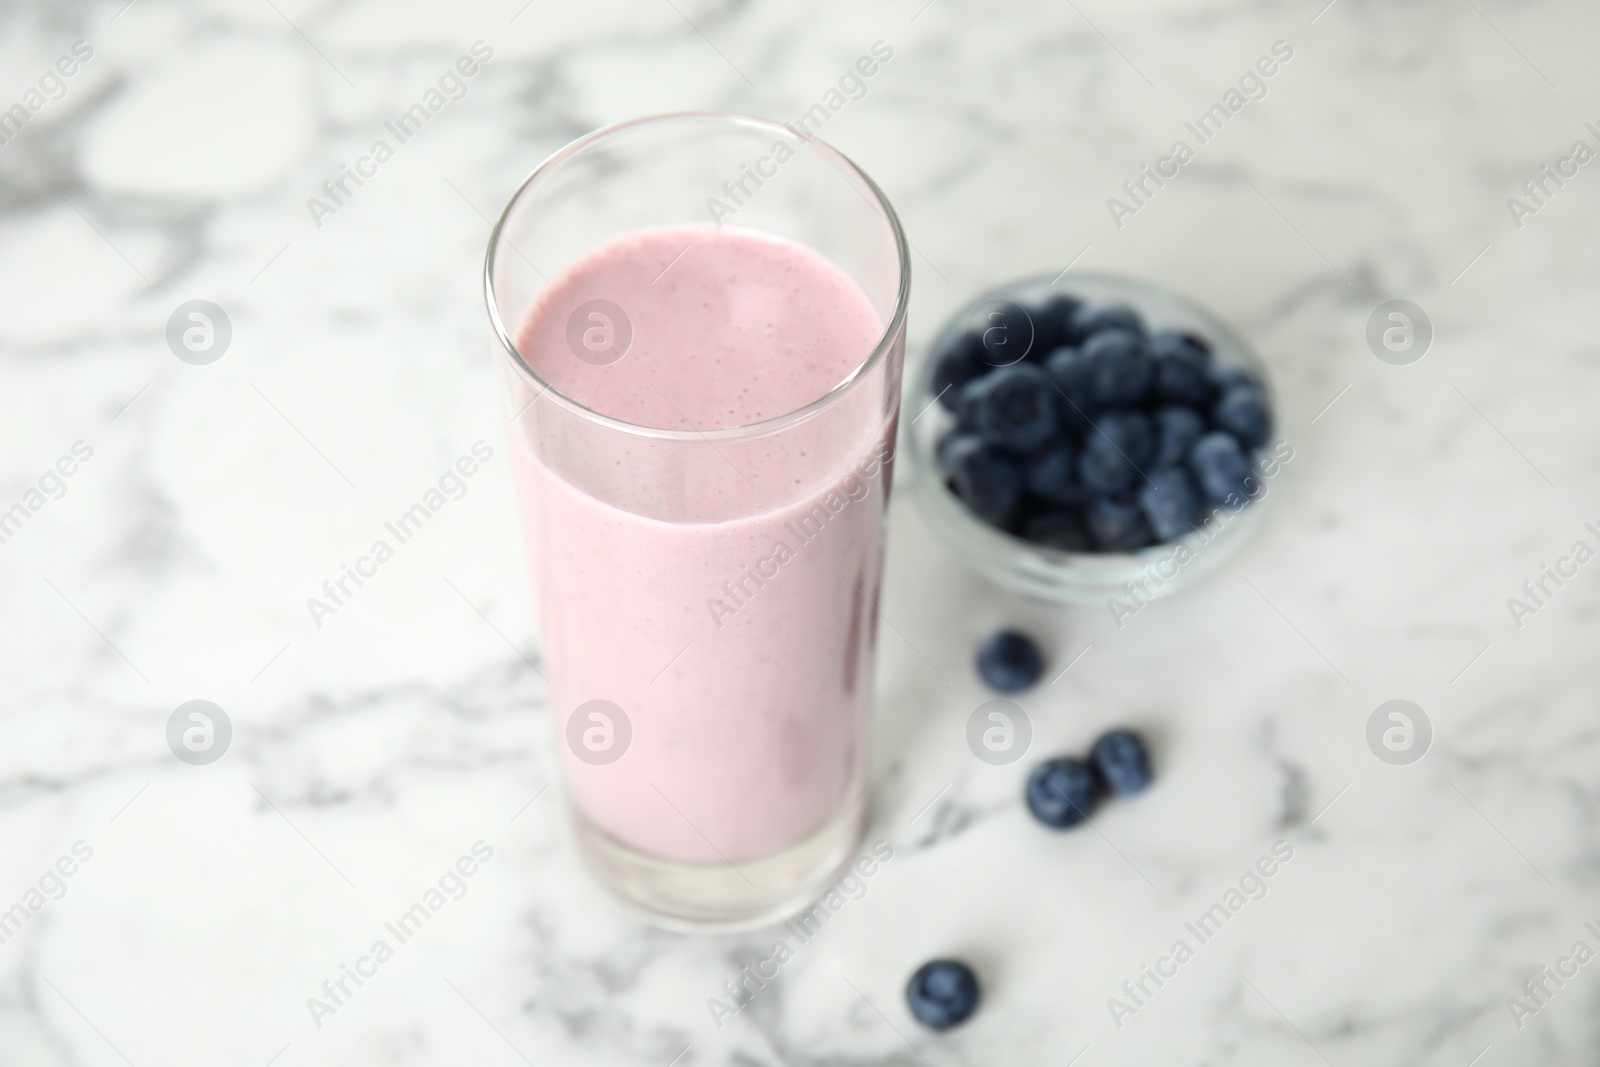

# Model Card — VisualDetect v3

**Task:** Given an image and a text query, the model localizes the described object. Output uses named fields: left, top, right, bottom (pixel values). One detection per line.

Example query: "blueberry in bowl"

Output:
left=908, top=272, right=1285, bottom=605
left=963, top=363, right=1059, bottom=453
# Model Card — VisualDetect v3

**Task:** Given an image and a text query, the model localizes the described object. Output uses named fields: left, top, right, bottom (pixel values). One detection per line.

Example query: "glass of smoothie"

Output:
left=484, top=113, right=909, bottom=930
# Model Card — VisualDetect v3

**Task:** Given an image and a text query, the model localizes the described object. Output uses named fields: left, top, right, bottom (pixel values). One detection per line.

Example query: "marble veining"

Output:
left=3, top=0, right=1599, bottom=1063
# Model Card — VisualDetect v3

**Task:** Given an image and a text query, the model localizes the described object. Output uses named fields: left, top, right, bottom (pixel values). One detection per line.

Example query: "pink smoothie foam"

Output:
left=510, top=223, right=895, bottom=864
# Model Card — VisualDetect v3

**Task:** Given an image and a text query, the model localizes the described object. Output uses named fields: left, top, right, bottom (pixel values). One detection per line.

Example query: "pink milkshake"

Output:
left=509, top=223, right=897, bottom=866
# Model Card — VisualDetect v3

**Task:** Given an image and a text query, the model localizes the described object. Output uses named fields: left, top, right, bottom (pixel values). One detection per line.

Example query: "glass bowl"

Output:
left=905, top=271, right=1281, bottom=607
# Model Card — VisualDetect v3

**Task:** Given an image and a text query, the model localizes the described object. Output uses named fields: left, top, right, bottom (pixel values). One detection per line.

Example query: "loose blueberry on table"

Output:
left=976, top=629, right=1043, bottom=693
left=1089, top=728, right=1153, bottom=796
left=906, top=958, right=982, bottom=1031
left=1025, top=728, right=1154, bottom=829
left=1025, top=756, right=1100, bottom=829
left=931, top=292, right=1272, bottom=553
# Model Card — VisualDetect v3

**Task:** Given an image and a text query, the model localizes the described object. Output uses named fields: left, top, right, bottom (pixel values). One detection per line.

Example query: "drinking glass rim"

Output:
left=483, top=111, right=912, bottom=443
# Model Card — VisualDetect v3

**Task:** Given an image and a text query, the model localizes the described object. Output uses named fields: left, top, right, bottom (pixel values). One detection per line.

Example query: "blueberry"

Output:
left=931, top=332, right=989, bottom=410
left=1089, top=728, right=1152, bottom=796
left=1152, top=406, right=1205, bottom=467
left=1077, top=411, right=1153, bottom=494
left=1085, top=496, right=1154, bottom=552
left=1212, top=385, right=1272, bottom=449
left=1188, top=431, right=1257, bottom=506
left=1078, top=442, right=1132, bottom=495
left=1043, top=346, right=1096, bottom=433
left=1070, top=303, right=1145, bottom=343
left=1091, top=410, right=1154, bottom=466
left=1024, top=443, right=1079, bottom=504
left=906, top=959, right=981, bottom=1031
left=965, top=364, right=1058, bottom=454
left=942, top=435, right=1025, bottom=523
left=950, top=376, right=987, bottom=428
left=1033, top=293, right=1082, bottom=353
left=1137, top=467, right=1201, bottom=542
left=1022, top=510, right=1093, bottom=552
left=974, top=300, right=1037, bottom=367
left=935, top=428, right=974, bottom=471
left=1152, top=352, right=1212, bottom=407
left=1025, top=756, right=1101, bottom=828
left=1207, top=363, right=1259, bottom=393
left=1147, top=329, right=1210, bottom=362
left=1080, top=330, right=1154, bottom=408
left=977, top=629, right=1043, bottom=692
left=1044, top=345, right=1088, bottom=392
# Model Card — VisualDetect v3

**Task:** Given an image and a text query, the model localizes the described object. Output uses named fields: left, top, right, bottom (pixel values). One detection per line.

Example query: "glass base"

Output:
left=570, top=788, right=868, bottom=933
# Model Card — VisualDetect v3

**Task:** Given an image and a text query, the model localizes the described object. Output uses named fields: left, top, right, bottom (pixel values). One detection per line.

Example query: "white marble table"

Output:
left=3, top=0, right=1598, bottom=1063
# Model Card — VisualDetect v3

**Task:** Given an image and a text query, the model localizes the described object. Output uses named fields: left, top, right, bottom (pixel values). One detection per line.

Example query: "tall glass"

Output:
left=484, top=113, right=909, bottom=930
